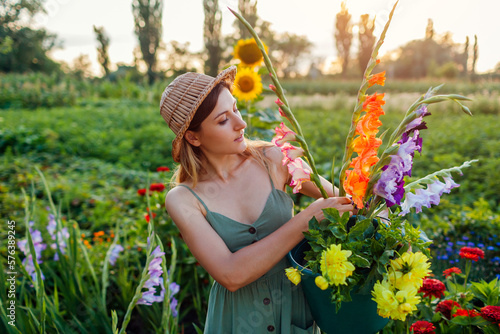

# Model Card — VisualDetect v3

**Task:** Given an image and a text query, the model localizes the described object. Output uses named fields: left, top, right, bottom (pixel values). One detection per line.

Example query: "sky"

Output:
left=36, top=0, right=500, bottom=75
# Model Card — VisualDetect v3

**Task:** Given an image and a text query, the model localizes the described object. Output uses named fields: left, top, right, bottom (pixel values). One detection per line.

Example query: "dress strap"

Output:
left=262, top=147, right=276, bottom=190
left=178, top=184, right=210, bottom=212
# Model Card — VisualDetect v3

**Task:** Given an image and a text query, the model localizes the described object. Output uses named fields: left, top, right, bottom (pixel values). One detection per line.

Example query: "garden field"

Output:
left=1, top=81, right=500, bottom=333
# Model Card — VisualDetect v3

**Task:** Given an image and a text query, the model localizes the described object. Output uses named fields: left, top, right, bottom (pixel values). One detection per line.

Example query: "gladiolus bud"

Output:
left=269, top=84, right=276, bottom=92
left=315, top=276, right=329, bottom=290
left=275, top=98, right=284, bottom=107
left=278, top=107, right=286, bottom=117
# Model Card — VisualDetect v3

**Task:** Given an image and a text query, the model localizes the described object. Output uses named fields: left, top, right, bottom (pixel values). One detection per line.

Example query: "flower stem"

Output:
left=338, top=0, right=399, bottom=197
left=229, top=7, right=328, bottom=198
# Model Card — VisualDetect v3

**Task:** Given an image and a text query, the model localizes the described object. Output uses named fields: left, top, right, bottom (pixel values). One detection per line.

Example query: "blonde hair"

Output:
left=171, top=138, right=276, bottom=188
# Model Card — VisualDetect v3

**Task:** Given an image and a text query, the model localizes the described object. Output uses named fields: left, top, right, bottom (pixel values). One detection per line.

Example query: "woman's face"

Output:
left=192, top=87, right=247, bottom=157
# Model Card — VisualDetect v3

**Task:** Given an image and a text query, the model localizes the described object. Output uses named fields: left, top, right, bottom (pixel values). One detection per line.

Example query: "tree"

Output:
left=358, top=14, right=375, bottom=74
left=0, top=0, right=59, bottom=73
left=273, top=32, right=312, bottom=78
left=236, top=0, right=258, bottom=40
left=471, top=34, right=478, bottom=81
left=93, top=25, right=111, bottom=77
left=132, top=0, right=163, bottom=83
left=203, top=0, right=222, bottom=76
left=425, top=18, right=434, bottom=41
left=335, top=1, right=353, bottom=78
left=462, top=36, right=469, bottom=77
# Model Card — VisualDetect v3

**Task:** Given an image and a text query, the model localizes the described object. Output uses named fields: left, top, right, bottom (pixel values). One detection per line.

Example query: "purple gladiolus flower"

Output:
left=170, top=297, right=178, bottom=317
left=18, top=228, right=47, bottom=283
left=46, top=214, right=70, bottom=261
left=137, top=246, right=166, bottom=306
left=109, top=244, right=124, bottom=266
left=399, top=176, right=460, bottom=215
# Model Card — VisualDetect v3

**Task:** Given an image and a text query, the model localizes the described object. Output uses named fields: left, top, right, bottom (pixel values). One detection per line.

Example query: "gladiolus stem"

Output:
left=338, top=0, right=399, bottom=197
left=230, top=7, right=328, bottom=199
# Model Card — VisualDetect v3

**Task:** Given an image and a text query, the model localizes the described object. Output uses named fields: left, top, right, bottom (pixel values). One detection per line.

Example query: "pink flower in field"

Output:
left=272, top=122, right=297, bottom=147
left=281, top=143, right=305, bottom=165
left=287, top=159, right=311, bottom=193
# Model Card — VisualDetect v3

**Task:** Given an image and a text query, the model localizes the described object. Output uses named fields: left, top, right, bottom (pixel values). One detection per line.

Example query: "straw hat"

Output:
left=160, top=66, right=237, bottom=162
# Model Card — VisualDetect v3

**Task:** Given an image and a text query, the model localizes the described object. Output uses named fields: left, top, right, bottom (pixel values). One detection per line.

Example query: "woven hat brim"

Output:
left=170, top=66, right=237, bottom=162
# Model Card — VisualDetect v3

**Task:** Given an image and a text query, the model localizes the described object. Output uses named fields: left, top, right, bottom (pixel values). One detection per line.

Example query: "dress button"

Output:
left=248, top=227, right=256, bottom=234
left=263, top=297, right=270, bottom=305
left=267, top=325, right=275, bottom=332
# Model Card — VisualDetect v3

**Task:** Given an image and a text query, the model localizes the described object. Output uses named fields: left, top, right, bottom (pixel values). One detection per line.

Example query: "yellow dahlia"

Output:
left=285, top=267, right=302, bottom=285
left=233, top=38, right=267, bottom=68
left=388, top=252, right=431, bottom=291
left=372, top=279, right=421, bottom=321
left=372, top=279, right=398, bottom=318
left=320, top=244, right=355, bottom=286
left=390, top=286, right=420, bottom=321
left=315, top=276, right=329, bottom=290
left=232, top=67, right=263, bottom=101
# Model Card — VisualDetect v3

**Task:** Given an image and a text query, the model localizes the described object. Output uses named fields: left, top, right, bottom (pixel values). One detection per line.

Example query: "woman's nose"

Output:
left=235, top=115, right=247, bottom=130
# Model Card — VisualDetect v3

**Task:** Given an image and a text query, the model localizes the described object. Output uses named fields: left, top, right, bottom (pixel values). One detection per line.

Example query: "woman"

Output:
left=160, top=66, right=355, bottom=333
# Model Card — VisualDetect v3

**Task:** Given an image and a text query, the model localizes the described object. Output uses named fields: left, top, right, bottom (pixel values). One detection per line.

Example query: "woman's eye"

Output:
left=219, top=118, right=228, bottom=125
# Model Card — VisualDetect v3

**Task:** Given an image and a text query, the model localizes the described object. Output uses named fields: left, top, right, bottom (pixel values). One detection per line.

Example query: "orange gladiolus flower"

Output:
left=350, top=154, right=379, bottom=176
left=351, top=135, right=382, bottom=155
left=363, top=93, right=386, bottom=115
left=344, top=169, right=369, bottom=208
left=368, top=71, right=386, bottom=88
left=356, top=113, right=383, bottom=137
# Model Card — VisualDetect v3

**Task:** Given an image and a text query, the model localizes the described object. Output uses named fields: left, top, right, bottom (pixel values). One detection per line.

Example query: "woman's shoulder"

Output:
left=165, top=183, right=194, bottom=207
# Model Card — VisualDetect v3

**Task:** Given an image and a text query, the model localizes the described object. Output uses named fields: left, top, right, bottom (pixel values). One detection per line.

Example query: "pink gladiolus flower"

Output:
left=272, top=122, right=297, bottom=147
left=269, top=84, right=277, bottom=92
left=275, top=98, right=284, bottom=106
left=280, top=143, right=305, bottom=165
left=287, top=159, right=311, bottom=193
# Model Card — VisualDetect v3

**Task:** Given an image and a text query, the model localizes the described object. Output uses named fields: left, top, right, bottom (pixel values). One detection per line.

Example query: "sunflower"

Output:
left=233, top=38, right=268, bottom=68
left=232, top=67, right=262, bottom=101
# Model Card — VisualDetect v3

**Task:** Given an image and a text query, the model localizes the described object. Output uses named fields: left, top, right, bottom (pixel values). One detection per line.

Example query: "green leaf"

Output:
left=348, top=219, right=372, bottom=241
left=329, top=225, right=346, bottom=241
left=323, top=208, right=342, bottom=223
left=450, top=315, right=489, bottom=326
left=350, top=254, right=370, bottom=268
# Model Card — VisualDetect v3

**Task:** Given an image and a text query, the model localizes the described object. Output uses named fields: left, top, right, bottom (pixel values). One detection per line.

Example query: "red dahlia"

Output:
left=481, top=305, right=500, bottom=323
left=454, top=308, right=481, bottom=318
left=443, top=267, right=462, bottom=278
left=410, top=320, right=436, bottom=334
left=436, top=300, right=460, bottom=320
left=459, top=247, right=485, bottom=261
left=149, top=183, right=166, bottom=192
left=156, top=166, right=170, bottom=172
left=137, top=188, right=147, bottom=196
left=419, top=278, right=446, bottom=299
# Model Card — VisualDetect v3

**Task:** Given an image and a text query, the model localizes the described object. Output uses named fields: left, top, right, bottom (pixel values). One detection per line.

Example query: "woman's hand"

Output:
left=306, top=196, right=356, bottom=222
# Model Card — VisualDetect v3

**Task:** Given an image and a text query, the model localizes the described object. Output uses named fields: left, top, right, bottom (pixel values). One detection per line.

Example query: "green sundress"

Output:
left=179, top=172, right=319, bottom=334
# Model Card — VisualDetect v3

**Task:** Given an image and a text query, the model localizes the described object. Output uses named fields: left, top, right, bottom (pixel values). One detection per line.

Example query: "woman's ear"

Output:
left=184, top=130, right=201, bottom=147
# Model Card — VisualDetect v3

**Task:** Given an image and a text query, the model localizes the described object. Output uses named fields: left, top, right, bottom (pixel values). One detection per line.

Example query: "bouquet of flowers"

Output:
left=230, top=1, right=478, bottom=326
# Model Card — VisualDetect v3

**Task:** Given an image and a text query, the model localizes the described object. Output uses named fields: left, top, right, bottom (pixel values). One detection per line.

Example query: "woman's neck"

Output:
left=202, top=153, right=248, bottom=183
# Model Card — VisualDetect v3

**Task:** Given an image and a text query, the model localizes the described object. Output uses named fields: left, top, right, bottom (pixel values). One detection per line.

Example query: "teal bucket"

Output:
left=287, top=239, right=389, bottom=334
